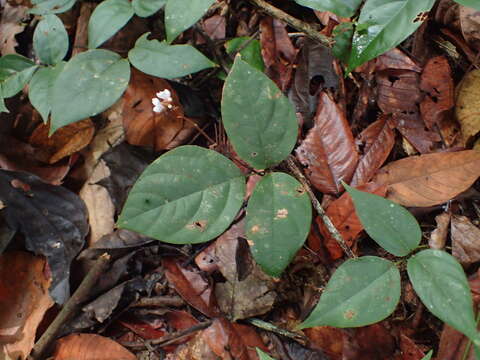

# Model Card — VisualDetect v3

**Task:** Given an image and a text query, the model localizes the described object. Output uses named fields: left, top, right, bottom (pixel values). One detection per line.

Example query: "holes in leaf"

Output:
left=388, top=75, right=400, bottom=85
left=295, top=186, right=306, bottom=196
left=251, top=152, right=258, bottom=157
left=413, top=12, right=428, bottom=23
left=309, top=75, right=325, bottom=95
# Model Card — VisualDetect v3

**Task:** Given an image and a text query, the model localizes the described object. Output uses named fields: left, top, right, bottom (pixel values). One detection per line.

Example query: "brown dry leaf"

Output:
left=429, top=212, right=451, bottom=250
left=79, top=160, right=115, bottom=246
left=296, top=91, right=359, bottom=194
left=373, top=150, right=480, bottom=207
left=0, top=252, right=53, bottom=360
left=375, top=48, right=422, bottom=73
left=0, top=3, right=28, bottom=55
left=195, top=221, right=276, bottom=320
left=317, top=183, right=386, bottom=260
left=304, top=326, right=343, bottom=360
left=202, top=14, right=226, bottom=40
left=420, top=56, right=454, bottom=129
left=451, top=215, right=480, bottom=266
left=259, top=17, right=296, bottom=92
left=460, top=6, right=480, bottom=51
left=391, top=114, right=441, bottom=154
left=163, top=258, right=220, bottom=318
left=456, top=69, right=480, bottom=143
left=399, top=333, right=426, bottom=360
left=29, top=119, right=95, bottom=164
left=343, top=323, right=396, bottom=360
left=123, top=69, right=197, bottom=151
left=377, top=70, right=421, bottom=114
left=351, top=116, right=395, bottom=186
left=53, top=333, right=136, bottom=360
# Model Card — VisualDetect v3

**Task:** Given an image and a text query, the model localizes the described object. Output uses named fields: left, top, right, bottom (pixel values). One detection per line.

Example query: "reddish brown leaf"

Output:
left=53, top=333, right=136, bottom=360
left=343, top=323, right=396, bottom=360
left=375, top=48, right=422, bottom=73
left=420, top=56, right=454, bottom=129
left=377, top=70, right=421, bottom=114
left=163, top=258, right=220, bottom=317
left=391, top=113, right=440, bottom=154
left=122, top=69, right=197, bottom=151
left=119, top=319, right=166, bottom=340
left=317, top=182, right=387, bottom=259
left=373, top=150, right=480, bottom=207
left=0, top=252, right=53, bottom=360
left=451, top=215, right=480, bottom=266
left=399, top=333, right=426, bottom=360
left=351, top=116, right=395, bottom=186
left=202, top=14, right=226, bottom=40
left=259, top=17, right=296, bottom=92
left=202, top=318, right=266, bottom=360
left=304, top=326, right=344, bottom=360
left=29, top=118, right=95, bottom=164
left=296, top=91, right=359, bottom=194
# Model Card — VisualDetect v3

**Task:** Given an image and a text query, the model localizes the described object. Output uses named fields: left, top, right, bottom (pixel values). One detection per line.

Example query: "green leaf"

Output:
left=51, top=49, right=130, bottom=133
left=256, top=348, right=276, bottom=360
left=293, top=0, right=362, bottom=17
left=300, top=256, right=401, bottom=328
left=221, top=56, right=298, bottom=169
left=88, top=0, right=134, bottom=49
left=421, top=350, right=433, bottom=360
left=407, top=249, right=479, bottom=343
left=29, top=0, right=76, bottom=15
left=128, top=33, right=215, bottom=79
left=226, top=37, right=264, bottom=72
left=332, top=22, right=354, bottom=65
left=118, top=146, right=246, bottom=244
left=0, top=87, right=8, bottom=113
left=28, top=62, right=65, bottom=122
left=344, top=183, right=421, bottom=257
left=246, top=173, right=311, bottom=277
left=0, top=54, right=37, bottom=98
left=453, top=0, right=480, bottom=10
left=347, top=0, right=436, bottom=72
left=132, top=0, right=166, bottom=17
left=33, top=14, right=69, bottom=65
left=165, top=0, right=215, bottom=43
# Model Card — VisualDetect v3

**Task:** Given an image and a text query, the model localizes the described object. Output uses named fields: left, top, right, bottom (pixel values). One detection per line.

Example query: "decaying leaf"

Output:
left=29, top=119, right=95, bottom=164
left=451, top=215, right=480, bottom=266
left=351, top=116, right=395, bottom=186
left=377, top=70, right=421, bottom=115
left=122, top=69, right=198, bottom=151
left=429, top=212, right=451, bottom=250
left=0, top=252, right=53, bottom=360
left=0, top=3, right=28, bottom=55
left=460, top=6, right=480, bottom=51
left=296, top=92, right=359, bottom=194
left=456, top=69, right=480, bottom=143
left=374, top=150, right=480, bottom=207
left=53, top=333, right=136, bottom=360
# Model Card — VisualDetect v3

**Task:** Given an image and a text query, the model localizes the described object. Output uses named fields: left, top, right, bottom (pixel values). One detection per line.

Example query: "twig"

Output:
left=131, top=295, right=184, bottom=308
left=30, top=253, right=112, bottom=360
left=247, top=0, right=333, bottom=48
left=286, top=156, right=356, bottom=258
left=246, top=318, right=307, bottom=342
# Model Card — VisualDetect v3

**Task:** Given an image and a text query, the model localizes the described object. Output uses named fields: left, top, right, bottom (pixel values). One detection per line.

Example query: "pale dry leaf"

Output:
left=0, top=3, right=28, bottom=55
left=456, top=69, right=480, bottom=143
left=373, top=150, right=480, bottom=207
left=451, top=215, right=480, bottom=266
left=429, top=212, right=451, bottom=250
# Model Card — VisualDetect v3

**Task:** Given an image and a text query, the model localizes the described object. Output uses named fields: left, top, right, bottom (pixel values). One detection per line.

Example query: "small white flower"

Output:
left=152, top=89, right=173, bottom=113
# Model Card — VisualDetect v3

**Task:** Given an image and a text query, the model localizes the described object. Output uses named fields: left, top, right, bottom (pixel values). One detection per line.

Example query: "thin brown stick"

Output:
left=247, top=0, right=333, bottom=47
left=286, top=156, right=356, bottom=258
left=31, top=253, right=112, bottom=360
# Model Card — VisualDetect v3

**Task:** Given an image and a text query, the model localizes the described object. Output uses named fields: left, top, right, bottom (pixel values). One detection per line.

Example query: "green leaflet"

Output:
left=300, top=256, right=400, bottom=328
left=0, top=54, right=38, bottom=108
left=246, top=173, right=311, bottom=277
left=128, top=33, right=215, bottom=79
left=347, top=0, right=436, bottom=72
left=50, top=49, right=130, bottom=133
left=118, top=146, right=246, bottom=244
left=88, top=0, right=134, bottom=49
left=344, top=184, right=421, bottom=257
left=256, top=349, right=276, bottom=360
left=28, top=62, right=65, bottom=123
left=29, top=0, right=76, bottom=15
left=132, top=0, right=166, bottom=17
left=33, top=14, right=69, bottom=65
left=421, top=350, right=433, bottom=360
left=221, top=56, right=298, bottom=169
left=453, top=0, right=480, bottom=10
left=293, top=0, right=362, bottom=17
left=165, top=0, right=216, bottom=43
left=407, top=250, right=480, bottom=345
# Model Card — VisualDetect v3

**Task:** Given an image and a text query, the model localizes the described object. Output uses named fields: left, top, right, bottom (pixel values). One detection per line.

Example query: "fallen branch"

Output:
left=247, top=0, right=333, bottom=47
left=286, top=156, right=356, bottom=259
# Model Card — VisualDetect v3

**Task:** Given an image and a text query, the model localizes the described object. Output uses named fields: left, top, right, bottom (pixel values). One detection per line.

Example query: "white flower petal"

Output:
left=156, top=89, right=172, bottom=101
left=152, top=98, right=161, bottom=106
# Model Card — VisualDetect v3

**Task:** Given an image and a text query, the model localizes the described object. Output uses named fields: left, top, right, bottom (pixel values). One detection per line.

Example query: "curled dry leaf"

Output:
left=0, top=3, right=28, bottom=55
left=122, top=69, right=198, bottom=151
left=420, top=56, right=454, bottom=130
left=429, top=212, right=451, bottom=250
left=317, top=182, right=386, bottom=260
left=296, top=91, right=359, bottom=194
left=29, top=118, right=95, bottom=164
left=451, top=215, right=480, bottom=266
left=53, top=333, right=136, bottom=360
left=373, top=150, right=480, bottom=207
left=163, top=258, right=220, bottom=318
left=351, top=116, right=395, bottom=187
left=0, top=252, right=53, bottom=360
left=456, top=69, right=480, bottom=143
